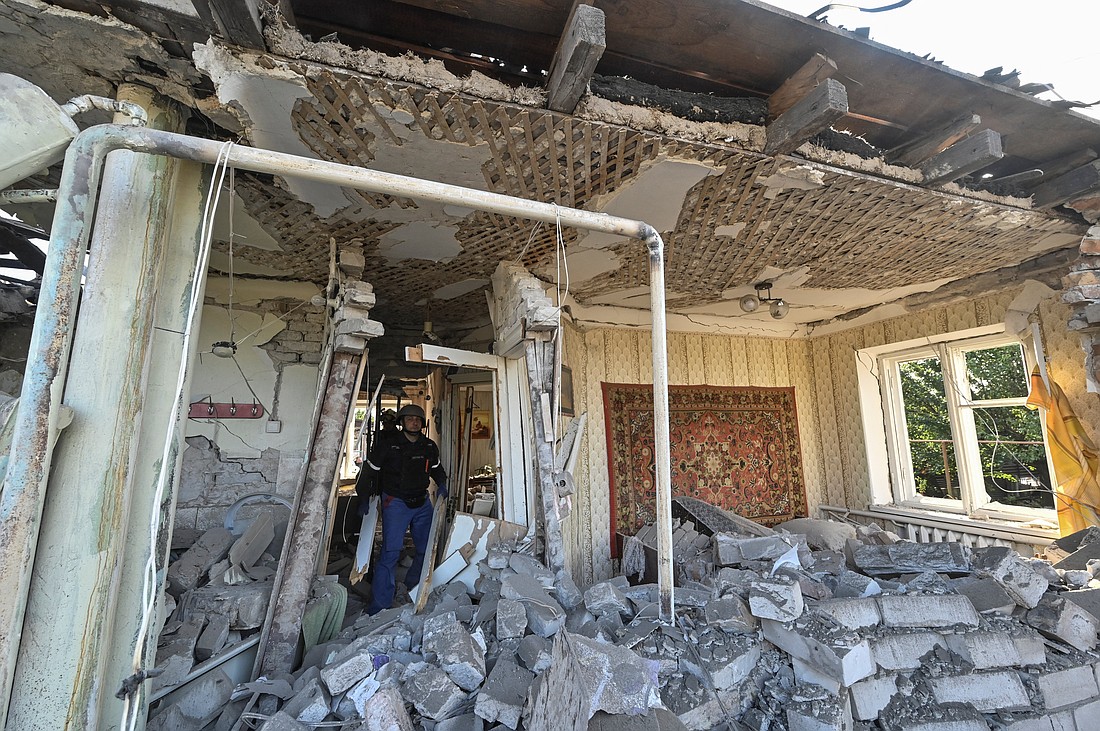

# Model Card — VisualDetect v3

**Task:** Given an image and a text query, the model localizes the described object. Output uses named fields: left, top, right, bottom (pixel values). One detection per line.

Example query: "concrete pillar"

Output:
left=7, top=85, right=195, bottom=730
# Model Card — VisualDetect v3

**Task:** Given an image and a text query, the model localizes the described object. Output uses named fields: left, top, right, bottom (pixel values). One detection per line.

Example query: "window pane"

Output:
left=899, top=357, right=961, bottom=500
left=974, top=406, right=1055, bottom=510
left=965, top=344, right=1028, bottom=400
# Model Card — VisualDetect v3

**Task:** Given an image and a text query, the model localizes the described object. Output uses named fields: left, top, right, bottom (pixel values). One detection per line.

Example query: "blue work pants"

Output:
left=368, top=493, right=434, bottom=614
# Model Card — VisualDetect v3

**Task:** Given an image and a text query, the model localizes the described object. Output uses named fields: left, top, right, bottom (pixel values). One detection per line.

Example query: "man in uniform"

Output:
left=356, top=403, right=448, bottom=614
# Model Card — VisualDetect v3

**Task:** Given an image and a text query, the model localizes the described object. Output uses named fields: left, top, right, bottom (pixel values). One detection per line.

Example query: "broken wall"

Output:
left=178, top=276, right=326, bottom=532
left=564, top=284, right=1095, bottom=585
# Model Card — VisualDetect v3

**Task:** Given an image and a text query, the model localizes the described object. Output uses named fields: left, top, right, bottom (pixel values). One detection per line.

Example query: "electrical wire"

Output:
left=119, top=140, right=235, bottom=731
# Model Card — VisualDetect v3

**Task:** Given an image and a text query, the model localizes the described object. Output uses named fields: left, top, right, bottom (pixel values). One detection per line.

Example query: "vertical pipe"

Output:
left=0, top=129, right=113, bottom=725
left=646, top=229, right=675, bottom=622
left=8, top=86, right=176, bottom=731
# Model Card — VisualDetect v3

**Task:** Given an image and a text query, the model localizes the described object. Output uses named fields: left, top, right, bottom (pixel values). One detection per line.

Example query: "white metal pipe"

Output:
left=646, top=233, right=675, bottom=622
left=61, top=95, right=148, bottom=127
left=0, top=122, right=677, bottom=717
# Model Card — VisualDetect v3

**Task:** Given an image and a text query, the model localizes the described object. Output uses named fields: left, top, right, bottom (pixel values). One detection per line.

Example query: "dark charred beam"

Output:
left=768, top=53, right=837, bottom=120
left=1025, top=148, right=1100, bottom=187
left=1032, top=160, right=1100, bottom=209
left=920, top=129, right=1003, bottom=185
left=546, top=3, right=606, bottom=113
left=764, top=78, right=848, bottom=156
left=886, top=113, right=982, bottom=167
left=192, top=0, right=266, bottom=48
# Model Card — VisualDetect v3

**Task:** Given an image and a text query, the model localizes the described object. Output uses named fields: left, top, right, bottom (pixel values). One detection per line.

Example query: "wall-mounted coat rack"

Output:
left=187, top=400, right=265, bottom=419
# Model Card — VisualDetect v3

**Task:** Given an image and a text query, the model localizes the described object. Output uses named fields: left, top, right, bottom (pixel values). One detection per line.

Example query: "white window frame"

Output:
left=858, top=325, right=1057, bottom=526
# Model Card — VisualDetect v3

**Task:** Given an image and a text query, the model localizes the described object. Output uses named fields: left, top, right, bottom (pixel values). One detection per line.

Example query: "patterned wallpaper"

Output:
left=563, top=287, right=1098, bottom=582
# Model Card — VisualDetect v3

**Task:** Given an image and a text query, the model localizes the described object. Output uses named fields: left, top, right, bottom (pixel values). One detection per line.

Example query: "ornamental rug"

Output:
left=603, top=383, right=807, bottom=549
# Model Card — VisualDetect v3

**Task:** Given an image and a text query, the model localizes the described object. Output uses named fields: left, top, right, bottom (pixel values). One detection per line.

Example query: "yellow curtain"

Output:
left=1026, top=367, right=1100, bottom=534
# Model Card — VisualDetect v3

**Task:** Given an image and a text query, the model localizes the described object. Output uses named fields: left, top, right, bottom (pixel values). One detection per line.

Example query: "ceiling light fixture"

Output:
left=739, top=281, right=790, bottom=320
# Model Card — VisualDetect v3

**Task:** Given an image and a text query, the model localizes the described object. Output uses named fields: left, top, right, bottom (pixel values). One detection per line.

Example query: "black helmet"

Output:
left=396, top=404, right=425, bottom=421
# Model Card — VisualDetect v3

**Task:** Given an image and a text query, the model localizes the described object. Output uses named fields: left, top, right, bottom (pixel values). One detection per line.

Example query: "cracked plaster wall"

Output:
left=181, top=280, right=326, bottom=528
left=563, top=286, right=1094, bottom=583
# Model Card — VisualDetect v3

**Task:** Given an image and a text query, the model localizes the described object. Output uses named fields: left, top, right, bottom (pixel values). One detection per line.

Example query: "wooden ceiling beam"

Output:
left=768, top=53, right=837, bottom=120
left=193, top=0, right=266, bottom=48
left=764, top=78, right=847, bottom=156
left=546, top=3, right=606, bottom=113
left=1026, top=148, right=1099, bottom=187
left=920, top=129, right=1003, bottom=186
left=886, top=113, right=982, bottom=167
left=1032, top=160, right=1100, bottom=209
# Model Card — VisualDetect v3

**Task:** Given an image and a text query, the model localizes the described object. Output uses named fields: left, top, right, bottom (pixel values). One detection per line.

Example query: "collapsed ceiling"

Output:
left=2, top=0, right=1099, bottom=345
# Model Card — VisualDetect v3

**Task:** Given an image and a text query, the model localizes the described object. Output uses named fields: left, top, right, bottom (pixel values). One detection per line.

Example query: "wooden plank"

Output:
left=920, top=129, right=1003, bottom=185
left=257, top=350, right=362, bottom=678
left=886, top=113, right=982, bottom=167
left=764, top=78, right=848, bottom=156
left=348, top=497, right=380, bottom=585
left=546, top=3, right=606, bottom=113
left=411, top=495, right=449, bottom=612
left=201, top=0, right=265, bottom=48
left=1031, top=160, right=1100, bottom=209
left=768, top=53, right=837, bottom=119
left=1027, top=148, right=1099, bottom=186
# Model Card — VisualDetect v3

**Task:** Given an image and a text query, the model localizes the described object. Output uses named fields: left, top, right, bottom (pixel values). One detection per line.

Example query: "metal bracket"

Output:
left=187, top=400, right=264, bottom=419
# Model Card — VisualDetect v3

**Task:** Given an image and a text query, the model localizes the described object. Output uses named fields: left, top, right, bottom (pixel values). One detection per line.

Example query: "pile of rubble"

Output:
left=149, top=514, right=1100, bottom=731
left=152, top=510, right=284, bottom=694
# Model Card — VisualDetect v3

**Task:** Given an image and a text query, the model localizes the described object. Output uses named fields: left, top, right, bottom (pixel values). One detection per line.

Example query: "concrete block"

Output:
left=929, top=670, right=1030, bottom=711
left=714, top=533, right=792, bottom=565
left=680, top=636, right=760, bottom=691
left=1027, top=595, right=1099, bottom=650
left=501, top=573, right=565, bottom=637
left=517, top=634, right=552, bottom=673
left=878, top=594, right=979, bottom=629
left=495, top=598, right=527, bottom=639
left=474, top=657, right=534, bottom=729
left=584, top=581, right=633, bottom=617
left=1064, top=587, right=1100, bottom=622
left=1073, top=698, right=1100, bottom=730
left=813, top=598, right=882, bottom=630
left=186, top=582, right=273, bottom=630
left=194, top=613, right=231, bottom=662
left=749, top=576, right=804, bottom=621
left=849, top=674, right=898, bottom=721
left=229, top=510, right=275, bottom=569
left=972, top=546, right=1049, bottom=609
left=553, top=570, right=584, bottom=610
left=1035, top=664, right=1099, bottom=710
left=831, top=569, right=881, bottom=599
left=1013, top=632, right=1048, bottom=666
left=167, top=527, right=235, bottom=596
left=422, top=620, right=486, bottom=690
left=361, top=687, right=415, bottom=731
left=282, top=677, right=331, bottom=724
left=995, top=711, right=1076, bottom=730
left=775, top=518, right=857, bottom=552
left=943, top=631, right=1023, bottom=669
left=509, top=553, right=555, bottom=587
left=1054, top=541, right=1100, bottom=571
left=345, top=675, right=382, bottom=718
left=785, top=691, right=854, bottom=731
left=400, top=664, right=466, bottom=721
left=321, top=649, right=375, bottom=695
left=869, top=631, right=945, bottom=671
left=159, top=668, right=234, bottom=727
left=852, top=541, right=969, bottom=575
left=588, top=708, right=691, bottom=731
left=703, top=594, right=757, bottom=634
left=437, top=714, right=485, bottom=731
left=760, top=620, right=874, bottom=686
left=951, top=577, right=1016, bottom=614
left=259, top=711, right=309, bottom=730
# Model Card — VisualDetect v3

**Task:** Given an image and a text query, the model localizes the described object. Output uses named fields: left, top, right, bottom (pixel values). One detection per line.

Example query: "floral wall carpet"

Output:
left=603, top=383, right=807, bottom=546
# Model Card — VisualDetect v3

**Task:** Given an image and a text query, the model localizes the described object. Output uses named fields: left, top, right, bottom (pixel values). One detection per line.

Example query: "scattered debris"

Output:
left=147, top=512, right=1100, bottom=730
